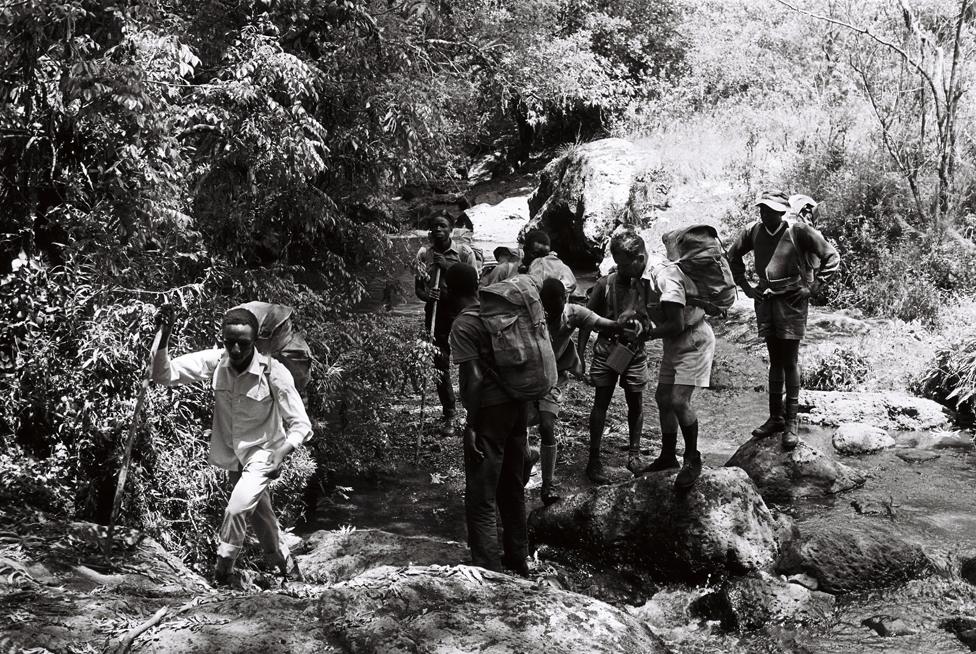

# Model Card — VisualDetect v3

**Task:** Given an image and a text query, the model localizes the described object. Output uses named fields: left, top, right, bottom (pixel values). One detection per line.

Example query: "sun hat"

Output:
left=492, top=245, right=519, bottom=261
left=789, top=194, right=818, bottom=212
left=755, top=190, right=791, bottom=213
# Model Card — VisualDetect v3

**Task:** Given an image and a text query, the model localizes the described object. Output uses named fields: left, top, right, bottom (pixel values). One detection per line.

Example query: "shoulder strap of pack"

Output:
left=605, top=272, right=617, bottom=317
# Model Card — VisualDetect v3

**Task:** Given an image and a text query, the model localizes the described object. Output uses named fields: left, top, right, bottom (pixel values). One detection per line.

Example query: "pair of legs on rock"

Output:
left=587, top=382, right=701, bottom=490
left=465, top=401, right=530, bottom=576
left=753, top=337, right=801, bottom=450
left=214, top=456, right=302, bottom=585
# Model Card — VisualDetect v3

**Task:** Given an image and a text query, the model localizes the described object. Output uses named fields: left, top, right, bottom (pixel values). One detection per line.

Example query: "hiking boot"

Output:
left=635, top=454, right=680, bottom=475
left=280, top=553, right=305, bottom=582
left=752, top=415, right=785, bottom=438
left=674, top=452, right=702, bottom=491
left=586, top=457, right=610, bottom=485
left=440, top=415, right=456, bottom=438
left=626, top=452, right=644, bottom=476
left=781, top=418, right=799, bottom=451
left=781, top=395, right=800, bottom=451
left=213, top=555, right=235, bottom=586
left=753, top=391, right=785, bottom=438
left=540, top=480, right=562, bottom=506
left=501, top=554, right=530, bottom=578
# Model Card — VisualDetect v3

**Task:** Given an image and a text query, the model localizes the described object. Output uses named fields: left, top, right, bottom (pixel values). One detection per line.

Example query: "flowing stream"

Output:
left=323, top=195, right=976, bottom=653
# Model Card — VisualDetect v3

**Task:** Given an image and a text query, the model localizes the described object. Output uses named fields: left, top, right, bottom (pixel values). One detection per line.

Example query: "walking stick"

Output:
left=416, top=267, right=442, bottom=463
left=104, top=326, right=164, bottom=557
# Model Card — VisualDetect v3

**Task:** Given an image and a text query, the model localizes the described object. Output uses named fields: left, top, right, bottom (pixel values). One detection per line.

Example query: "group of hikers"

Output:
left=151, top=187, right=839, bottom=583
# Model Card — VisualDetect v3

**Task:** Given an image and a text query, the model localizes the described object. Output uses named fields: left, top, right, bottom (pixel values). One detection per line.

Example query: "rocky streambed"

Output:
left=6, top=139, right=976, bottom=653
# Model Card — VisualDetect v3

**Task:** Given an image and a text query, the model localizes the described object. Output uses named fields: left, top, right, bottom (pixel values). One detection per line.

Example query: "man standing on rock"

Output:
left=727, top=190, right=840, bottom=450
left=415, top=212, right=482, bottom=437
left=152, top=306, right=311, bottom=584
left=578, top=229, right=652, bottom=484
left=635, top=252, right=716, bottom=489
left=536, top=278, right=634, bottom=503
left=448, top=263, right=531, bottom=576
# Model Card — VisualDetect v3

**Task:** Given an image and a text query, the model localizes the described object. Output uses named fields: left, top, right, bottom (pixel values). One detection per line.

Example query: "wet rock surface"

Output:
left=861, top=614, right=919, bottom=637
left=525, top=138, right=669, bottom=266
left=691, top=571, right=835, bottom=631
left=298, top=528, right=467, bottom=583
left=832, top=422, right=895, bottom=455
left=942, top=616, right=976, bottom=650
left=776, top=523, right=933, bottom=593
left=528, top=467, right=780, bottom=581
left=316, top=564, right=670, bottom=653
left=799, top=389, right=952, bottom=431
left=725, top=436, right=866, bottom=503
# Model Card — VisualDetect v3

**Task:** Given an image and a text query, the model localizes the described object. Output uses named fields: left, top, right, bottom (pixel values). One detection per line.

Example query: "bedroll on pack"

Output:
left=234, top=301, right=313, bottom=393
left=661, top=224, right=737, bottom=316
left=526, top=253, right=578, bottom=298
left=476, top=275, right=557, bottom=401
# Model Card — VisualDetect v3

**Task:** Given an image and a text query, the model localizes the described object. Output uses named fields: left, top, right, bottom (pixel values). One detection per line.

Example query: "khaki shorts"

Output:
left=529, top=374, right=567, bottom=423
left=756, top=294, right=808, bottom=340
left=659, top=320, right=715, bottom=388
left=590, top=339, right=648, bottom=392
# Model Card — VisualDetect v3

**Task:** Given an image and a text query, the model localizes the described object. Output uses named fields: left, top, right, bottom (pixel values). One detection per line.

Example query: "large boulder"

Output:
left=776, top=523, right=932, bottom=593
left=832, top=422, right=895, bottom=455
left=800, top=390, right=952, bottom=431
left=317, top=565, right=670, bottom=653
left=526, top=138, right=669, bottom=266
left=528, top=467, right=780, bottom=581
left=726, top=436, right=866, bottom=503
left=691, top=571, right=835, bottom=630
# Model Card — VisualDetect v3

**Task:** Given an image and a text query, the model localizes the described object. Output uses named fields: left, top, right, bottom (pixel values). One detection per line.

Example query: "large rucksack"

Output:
left=234, top=301, right=313, bottom=393
left=661, top=224, right=737, bottom=316
left=467, top=275, right=557, bottom=401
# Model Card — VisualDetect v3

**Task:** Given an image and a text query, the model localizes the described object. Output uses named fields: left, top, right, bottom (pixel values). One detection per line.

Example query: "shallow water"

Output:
left=333, top=216, right=976, bottom=652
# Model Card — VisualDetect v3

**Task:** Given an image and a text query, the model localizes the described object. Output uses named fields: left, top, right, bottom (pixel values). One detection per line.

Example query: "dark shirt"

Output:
left=449, top=305, right=509, bottom=407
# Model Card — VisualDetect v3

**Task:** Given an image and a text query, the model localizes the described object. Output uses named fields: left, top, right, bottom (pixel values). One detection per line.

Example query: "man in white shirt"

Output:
left=152, top=306, right=312, bottom=584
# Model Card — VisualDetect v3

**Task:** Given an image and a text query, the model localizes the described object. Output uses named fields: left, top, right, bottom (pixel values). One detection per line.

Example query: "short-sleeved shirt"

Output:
left=449, top=306, right=509, bottom=407
left=415, top=240, right=481, bottom=293
left=586, top=273, right=646, bottom=322
left=550, top=304, right=600, bottom=373
left=648, top=263, right=706, bottom=327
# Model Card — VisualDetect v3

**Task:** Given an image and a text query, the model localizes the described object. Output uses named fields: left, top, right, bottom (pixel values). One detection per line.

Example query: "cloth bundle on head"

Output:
left=789, top=194, right=818, bottom=213
left=755, top=190, right=791, bottom=213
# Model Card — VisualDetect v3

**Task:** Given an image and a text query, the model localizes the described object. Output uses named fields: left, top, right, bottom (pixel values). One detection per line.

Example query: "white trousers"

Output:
left=216, top=454, right=290, bottom=567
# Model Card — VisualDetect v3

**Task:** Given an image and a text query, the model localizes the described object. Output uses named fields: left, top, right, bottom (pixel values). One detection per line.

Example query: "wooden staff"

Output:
left=105, top=327, right=163, bottom=557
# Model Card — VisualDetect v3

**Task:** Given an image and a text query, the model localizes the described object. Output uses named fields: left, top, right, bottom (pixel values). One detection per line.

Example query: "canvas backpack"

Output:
left=234, top=301, right=313, bottom=393
left=465, top=275, right=557, bottom=402
left=661, top=224, right=737, bottom=316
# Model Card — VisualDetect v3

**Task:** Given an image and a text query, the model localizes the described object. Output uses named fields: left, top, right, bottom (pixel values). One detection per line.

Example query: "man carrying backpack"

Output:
left=522, top=229, right=577, bottom=297
left=448, top=263, right=556, bottom=576
left=727, top=190, right=840, bottom=450
left=152, top=305, right=311, bottom=585
left=415, top=212, right=482, bottom=438
left=634, top=251, right=716, bottom=489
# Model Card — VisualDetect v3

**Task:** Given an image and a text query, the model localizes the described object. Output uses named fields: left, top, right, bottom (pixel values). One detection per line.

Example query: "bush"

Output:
left=914, top=332, right=976, bottom=418
left=803, top=346, right=869, bottom=391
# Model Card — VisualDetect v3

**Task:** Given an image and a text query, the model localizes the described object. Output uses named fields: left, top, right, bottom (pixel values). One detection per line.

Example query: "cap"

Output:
left=755, top=190, right=791, bottom=213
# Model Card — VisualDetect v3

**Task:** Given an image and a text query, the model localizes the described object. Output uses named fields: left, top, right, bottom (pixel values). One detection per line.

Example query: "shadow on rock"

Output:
left=528, top=467, right=780, bottom=582
left=318, top=564, right=671, bottom=653
left=725, top=435, right=865, bottom=503
left=775, top=523, right=933, bottom=593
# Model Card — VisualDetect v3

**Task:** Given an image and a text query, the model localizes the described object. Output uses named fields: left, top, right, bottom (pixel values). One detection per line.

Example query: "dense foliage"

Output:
left=0, top=0, right=689, bottom=568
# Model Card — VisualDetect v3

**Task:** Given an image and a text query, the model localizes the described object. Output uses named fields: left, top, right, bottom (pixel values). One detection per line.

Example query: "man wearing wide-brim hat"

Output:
left=726, top=190, right=840, bottom=450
